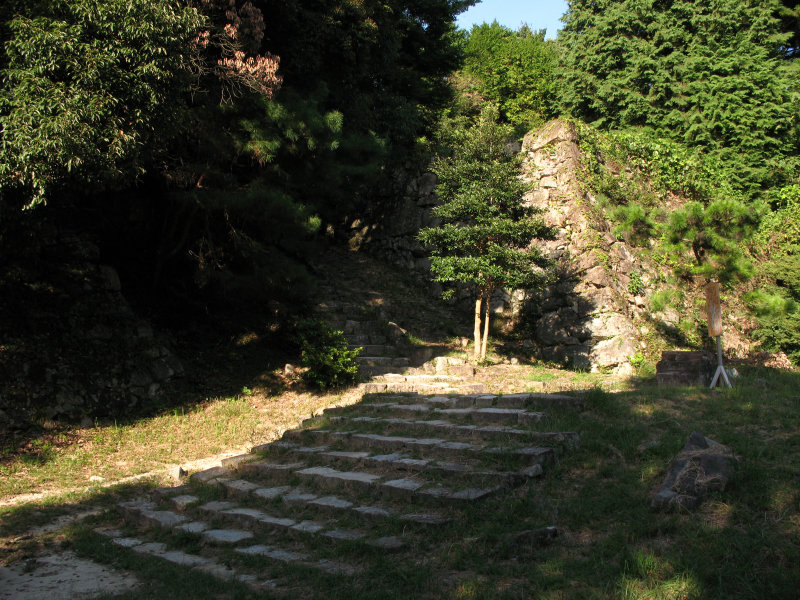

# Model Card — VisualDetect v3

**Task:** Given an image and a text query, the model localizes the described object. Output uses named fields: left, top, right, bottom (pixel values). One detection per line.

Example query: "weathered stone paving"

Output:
left=107, top=390, right=581, bottom=592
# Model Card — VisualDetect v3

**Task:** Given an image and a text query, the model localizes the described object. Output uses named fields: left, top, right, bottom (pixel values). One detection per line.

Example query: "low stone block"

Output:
left=323, top=529, right=364, bottom=541
left=253, top=485, right=291, bottom=500
left=652, top=431, right=736, bottom=511
left=201, top=529, right=255, bottom=545
left=170, top=495, right=199, bottom=510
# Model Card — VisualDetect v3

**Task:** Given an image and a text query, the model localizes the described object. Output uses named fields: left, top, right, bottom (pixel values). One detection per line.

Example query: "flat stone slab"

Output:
left=324, top=450, right=370, bottom=460
left=190, top=465, right=229, bottom=483
left=310, top=495, right=354, bottom=509
left=450, top=487, right=497, bottom=501
left=175, top=521, right=209, bottom=534
left=199, top=501, right=238, bottom=513
left=253, top=485, right=292, bottom=500
left=382, top=478, right=424, bottom=493
left=323, top=529, right=364, bottom=541
left=282, top=490, right=318, bottom=504
left=222, top=507, right=296, bottom=528
left=354, top=505, right=394, bottom=519
left=400, top=513, right=452, bottom=526
left=418, top=485, right=452, bottom=499
left=243, top=460, right=304, bottom=475
left=139, top=509, right=189, bottom=528
left=159, top=550, right=214, bottom=567
left=111, top=537, right=144, bottom=548
left=222, top=479, right=261, bottom=496
left=236, top=545, right=308, bottom=562
left=170, top=495, right=200, bottom=510
left=201, top=529, right=255, bottom=544
left=131, top=542, right=168, bottom=555
left=296, top=466, right=381, bottom=485
left=291, top=520, right=326, bottom=534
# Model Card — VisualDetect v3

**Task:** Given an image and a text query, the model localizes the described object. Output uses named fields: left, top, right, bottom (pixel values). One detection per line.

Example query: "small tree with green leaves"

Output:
left=419, top=105, right=554, bottom=361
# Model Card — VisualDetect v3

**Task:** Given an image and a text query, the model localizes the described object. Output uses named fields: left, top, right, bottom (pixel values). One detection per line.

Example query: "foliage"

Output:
left=578, top=124, right=759, bottom=283
left=755, top=184, right=800, bottom=257
left=663, top=199, right=759, bottom=283
left=0, top=0, right=205, bottom=207
left=460, top=21, right=560, bottom=130
left=418, top=104, right=554, bottom=359
left=746, top=185, right=800, bottom=363
left=254, top=0, right=475, bottom=165
left=296, top=318, right=361, bottom=390
left=627, top=271, right=645, bottom=296
left=560, top=0, right=799, bottom=199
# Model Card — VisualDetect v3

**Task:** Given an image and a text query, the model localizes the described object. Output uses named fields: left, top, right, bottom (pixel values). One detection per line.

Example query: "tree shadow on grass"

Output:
left=1, top=366, right=799, bottom=599
left=514, top=366, right=800, bottom=600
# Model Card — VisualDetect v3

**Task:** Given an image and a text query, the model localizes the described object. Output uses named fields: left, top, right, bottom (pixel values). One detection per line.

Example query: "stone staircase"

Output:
left=100, top=390, right=583, bottom=593
left=315, top=297, right=490, bottom=397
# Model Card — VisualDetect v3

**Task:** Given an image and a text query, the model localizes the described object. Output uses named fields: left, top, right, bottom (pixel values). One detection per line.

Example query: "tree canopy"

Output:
left=559, top=0, right=799, bottom=198
left=458, top=21, right=560, bottom=131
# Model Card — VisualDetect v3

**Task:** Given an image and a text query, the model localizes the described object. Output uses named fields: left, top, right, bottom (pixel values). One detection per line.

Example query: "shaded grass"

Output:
left=1, top=365, right=799, bottom=599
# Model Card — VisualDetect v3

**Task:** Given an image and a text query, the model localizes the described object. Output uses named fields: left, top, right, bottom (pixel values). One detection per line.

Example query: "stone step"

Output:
left=360, top=381, right=488, bottom=395
left=102, top=523, right=359, bottom=579
left=236, top=458, right=505, bottom=506
left=280, top=429, right=565, bottom=460
left=357, top=356, right=411, bottom=368
left=271, top=442, right=544, bottom=486
left=119, top=498, right=399, bottom=560
left=327, top=414, right=556, bottom=443
left=190, top=476, right=454, bottom=527
left=96, top=528, right=279, bottom=589
left=331, top=401, right=547, bottom=426
left=360, top=392, right=585, bottom=411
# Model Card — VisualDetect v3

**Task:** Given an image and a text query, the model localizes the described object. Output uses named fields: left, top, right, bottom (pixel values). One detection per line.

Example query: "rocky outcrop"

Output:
left=515, top=120, right=646, bottom=373
left=362, top=170, right=440, bottom=274
left=0, top=230, right=183, bottom=424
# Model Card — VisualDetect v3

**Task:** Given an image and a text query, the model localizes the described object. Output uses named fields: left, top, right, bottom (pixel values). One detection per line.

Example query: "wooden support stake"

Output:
left=709, top=335, right=732, bottom=389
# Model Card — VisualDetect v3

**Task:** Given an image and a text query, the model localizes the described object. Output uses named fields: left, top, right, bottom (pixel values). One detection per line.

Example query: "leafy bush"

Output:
left=296, top=318, right=361, bottom=390
left=627, top=271, right=645, bottom=296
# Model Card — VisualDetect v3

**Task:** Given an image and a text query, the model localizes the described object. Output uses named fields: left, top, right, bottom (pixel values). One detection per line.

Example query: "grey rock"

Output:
left=652, top=432, right=736, bottom=511
left=201, top=529, right=255, bottom=545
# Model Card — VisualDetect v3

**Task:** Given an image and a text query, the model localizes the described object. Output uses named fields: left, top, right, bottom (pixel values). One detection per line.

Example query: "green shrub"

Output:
left=650, top=289, right=678, bottom=313
left=296, top=318, right=361, bottom=390
left=627, top=270, right=645, bottom=296
left=746, top=276, right=800, bottom=365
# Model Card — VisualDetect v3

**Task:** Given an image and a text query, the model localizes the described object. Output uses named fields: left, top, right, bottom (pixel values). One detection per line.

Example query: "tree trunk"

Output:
left=480, top=286, right=492, bottom=361
left=473, top=294, right=483, bottom=361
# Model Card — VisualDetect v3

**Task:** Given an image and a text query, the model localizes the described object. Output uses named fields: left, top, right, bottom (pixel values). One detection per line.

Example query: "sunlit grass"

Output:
left=0, top=388, right=361, bottom=500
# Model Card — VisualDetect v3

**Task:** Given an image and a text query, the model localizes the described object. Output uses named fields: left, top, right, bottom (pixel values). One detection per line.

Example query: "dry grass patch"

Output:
left=0, top=386, right=363, bottom=504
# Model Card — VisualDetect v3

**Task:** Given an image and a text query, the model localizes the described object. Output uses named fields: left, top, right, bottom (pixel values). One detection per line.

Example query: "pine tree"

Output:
left=418, top=105, right=554, bottom=361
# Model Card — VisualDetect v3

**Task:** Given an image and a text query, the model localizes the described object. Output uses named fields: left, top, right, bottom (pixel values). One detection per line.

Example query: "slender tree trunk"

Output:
left=481, top=286, right=492, bottom=361
left=473, top=293, right=483, bottom=361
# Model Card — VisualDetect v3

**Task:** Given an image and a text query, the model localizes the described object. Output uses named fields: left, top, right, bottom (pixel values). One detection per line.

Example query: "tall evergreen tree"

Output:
left=418, top=105, right=554, bottom=361
left=559, top=0, right=798, bottom=198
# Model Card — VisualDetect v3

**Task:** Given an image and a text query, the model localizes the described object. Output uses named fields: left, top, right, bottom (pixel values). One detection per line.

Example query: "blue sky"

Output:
left=456, top=0, right=569, bottom=39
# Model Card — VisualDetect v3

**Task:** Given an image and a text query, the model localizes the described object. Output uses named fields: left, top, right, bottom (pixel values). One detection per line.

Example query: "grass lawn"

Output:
left=1, top=363, right=798, bottom=599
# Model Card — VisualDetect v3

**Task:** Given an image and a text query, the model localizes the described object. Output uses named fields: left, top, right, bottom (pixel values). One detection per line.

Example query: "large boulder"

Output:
left=652, top=432, right=736, bottom=511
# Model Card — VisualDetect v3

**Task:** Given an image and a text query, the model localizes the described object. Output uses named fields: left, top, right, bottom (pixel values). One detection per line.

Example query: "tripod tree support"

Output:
left=706, top=282, right=732, bottom=389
